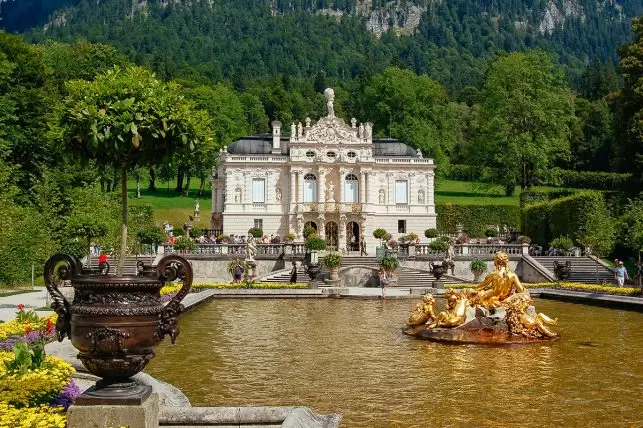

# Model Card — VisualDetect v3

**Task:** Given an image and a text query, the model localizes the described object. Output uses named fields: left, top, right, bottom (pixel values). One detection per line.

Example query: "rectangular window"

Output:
left=252, top=178, right=265, bottom=203
left=303, top=180, right=316, bottom=203
left=398, top=220, right=406, bottom=233
left=345, top=180, right=358, bottom=203
left=395, top=180, right=408, bottom=204
left=254, top=219, right=263, bottom=230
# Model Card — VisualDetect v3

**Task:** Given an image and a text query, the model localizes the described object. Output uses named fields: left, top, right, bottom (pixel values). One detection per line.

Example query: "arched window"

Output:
left=304, top=173, right=317, bottom=203
left=344, top=174, right=358, bottom=203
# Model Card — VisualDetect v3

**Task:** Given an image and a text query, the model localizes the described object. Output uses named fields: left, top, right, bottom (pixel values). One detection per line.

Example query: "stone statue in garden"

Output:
left=324, top=88, right=335, bottom=117
left=245, top=235, right=257, bottom=262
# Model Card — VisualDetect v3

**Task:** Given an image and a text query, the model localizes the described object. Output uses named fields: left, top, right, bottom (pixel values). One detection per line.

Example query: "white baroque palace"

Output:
left=210, top=88, right=436, bottom=252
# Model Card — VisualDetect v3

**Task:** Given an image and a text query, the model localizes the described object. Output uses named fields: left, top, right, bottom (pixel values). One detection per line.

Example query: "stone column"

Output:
left=427, top=171, right=435, bottom=214
left=290, top=170, right=296, bottom=212
left=318, top=169, right=326, bottom=204
left=359, top=171, right=366, bottom=204
left=387, top=172, right=394, bottom=206
left=297, top=170, right=304, bottom=206
left=340, top=170, right=346, bottom=204
left=243, top=171, right=250, bottom=205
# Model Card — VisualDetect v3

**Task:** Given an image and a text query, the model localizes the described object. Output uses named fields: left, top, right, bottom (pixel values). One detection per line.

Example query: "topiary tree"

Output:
left=51, top=65, right=213, bottom=274
left=248, top=227, right=263, bottom=238
left=305, top=236, right=327, bottom=251
left=373, top=228, right=388, bottom=243
left=174, top=235, right=196, bottom=253
left=429, top=237, right=450, bottom=253
left=424, top=228, right=438, bottom=239
left=136, top=226, right=164, bottom=253
left=485, top=228, right=498, bottom=238
left=380, top=255, right=400, bottom=273
left=67, top=214, right=108, bottom=268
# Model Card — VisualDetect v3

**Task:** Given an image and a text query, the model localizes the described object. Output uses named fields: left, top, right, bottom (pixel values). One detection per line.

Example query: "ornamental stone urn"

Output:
left=553, top=260, right=572, bottom=281
left=45, top=253, right=192, bottom=405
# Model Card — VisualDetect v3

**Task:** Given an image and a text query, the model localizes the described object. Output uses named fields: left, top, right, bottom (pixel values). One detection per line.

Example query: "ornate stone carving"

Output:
left=304, top=116, right=359, bottom=145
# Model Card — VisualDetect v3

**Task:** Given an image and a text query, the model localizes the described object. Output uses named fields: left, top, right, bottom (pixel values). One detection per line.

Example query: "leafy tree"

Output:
left=620, top=196, right=643, bottom=260
left=471, top=51, right=574, bottom=195
left=615, top=17, right=643, bottom=194
left=51, top=65, right=212, bottom=274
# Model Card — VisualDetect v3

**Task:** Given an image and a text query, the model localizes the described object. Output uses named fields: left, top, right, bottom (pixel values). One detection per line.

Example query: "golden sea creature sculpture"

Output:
left=407, top=295, right=436, bottom=326
left=426, top=289, right=469, bottom=329
left=504, top=294, right=559, bottom=338
left=475, top=251, right=527, bottom=308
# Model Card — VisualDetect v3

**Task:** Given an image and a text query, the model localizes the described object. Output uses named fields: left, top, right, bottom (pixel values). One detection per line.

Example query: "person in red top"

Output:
left=98, top=252, right=108, bottom=265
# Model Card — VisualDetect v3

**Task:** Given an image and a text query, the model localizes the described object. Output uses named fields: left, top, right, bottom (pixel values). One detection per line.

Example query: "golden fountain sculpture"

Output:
left=403, top=251, right=559, bottom=344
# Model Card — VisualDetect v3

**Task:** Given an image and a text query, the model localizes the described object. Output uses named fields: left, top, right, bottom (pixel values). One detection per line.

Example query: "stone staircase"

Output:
left=87, top=256, right=154, bottom=276
left=531, top=256, right=615, bottom=284
left=261, top=256, right=470, bottom=288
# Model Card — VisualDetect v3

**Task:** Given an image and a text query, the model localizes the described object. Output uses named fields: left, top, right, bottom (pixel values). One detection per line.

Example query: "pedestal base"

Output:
left=432, top=280, right=444, bottom=289
left=67, top=392, right=159, bottom=428
left=74, top=379, right=152, bottom=405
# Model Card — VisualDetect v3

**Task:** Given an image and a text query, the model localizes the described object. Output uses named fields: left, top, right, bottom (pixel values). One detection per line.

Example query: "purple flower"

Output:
left=161, top=293, right=177, bottom=302
left=51, top=379, right=82, bottom=410
left=0, top=330, right=54, bottom=351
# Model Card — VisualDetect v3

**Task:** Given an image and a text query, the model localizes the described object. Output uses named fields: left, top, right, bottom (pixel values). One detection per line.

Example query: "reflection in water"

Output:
left=146, top=299, right=643, bottom=427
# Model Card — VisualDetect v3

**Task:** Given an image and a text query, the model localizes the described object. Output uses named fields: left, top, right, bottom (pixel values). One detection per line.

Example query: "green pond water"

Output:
left=145, top=298, right=643, bottom=427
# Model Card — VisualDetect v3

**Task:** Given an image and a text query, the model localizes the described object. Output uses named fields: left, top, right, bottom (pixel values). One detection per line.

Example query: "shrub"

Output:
left=484, top=228, right=498, bottom=237
left=303, top=226, right=317, bottom=239
left=380, top=255, right=400, bottom=272
left=429, top=238, right=450, bottom=252
left=528, top=282, right=641, bottom=296
left=323, top=252, right=342, bottom=269
left=305, top=236, right=326, bottom=251
left=469, top=260, right=488, bottom=272
left=545, top=168, right=632, bottom=191
left=248, top=227, right=263, bottom=238
left=519, top=189, right=575, bottom=207
left=424, top=228, right=438, bottom=238
left=399, top=233, right=418, bottom=243
left=284, top=233, right=297, bottom=242
left=373, top=228, right=388, bottom=240
left=137, top=226, right=164, bottom=247
left=192, top=282, right=308, bottom=290
left=174, top=235, right=196, bottom=252
left=436, top=203, right=520, bottom=237
left=550, top=236, right=574, bottom=251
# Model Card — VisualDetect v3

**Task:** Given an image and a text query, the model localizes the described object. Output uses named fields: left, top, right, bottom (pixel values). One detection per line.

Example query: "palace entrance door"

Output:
left=325, top=222, right=339, bottom=251
left=346, top=221, right=360, bottom=252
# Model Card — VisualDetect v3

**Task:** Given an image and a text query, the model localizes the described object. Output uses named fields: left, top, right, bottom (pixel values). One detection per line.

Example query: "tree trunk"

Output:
left=175, top=167, right=184, bottom=193
left=199, top=177, right=206, bottom=196
left=183, top=174, right=191, bottom=196
left=135, top=168, right=141, bottom=199
left=119, top=167, right=128, bottom=276
left=100, top=178, right=105, bottom=193
left=149, top=166, right=157, bottom=192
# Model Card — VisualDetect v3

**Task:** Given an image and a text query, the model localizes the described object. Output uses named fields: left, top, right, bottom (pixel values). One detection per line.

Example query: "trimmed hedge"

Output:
left=436, top=203, right=520, bottom=237
left=545, top=168, right=631, bottom=191
left=522, top=191, right=615, bottom=255
left=519, top=189, right=575, bottom=207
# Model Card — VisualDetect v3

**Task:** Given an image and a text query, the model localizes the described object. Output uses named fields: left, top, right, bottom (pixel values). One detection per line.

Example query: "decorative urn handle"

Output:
left=44, top=253, right=82, bottom=342
left=156, top=255, right=193, bottom=344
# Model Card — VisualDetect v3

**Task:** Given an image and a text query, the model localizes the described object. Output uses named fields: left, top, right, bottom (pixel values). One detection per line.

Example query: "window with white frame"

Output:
left=395, top=180, right=408, bottom=204
left=344, top=174, right=358, bottom=203
left=252, top=178, right=265, bottom=203
left=303, top=173, right=317, bottom=203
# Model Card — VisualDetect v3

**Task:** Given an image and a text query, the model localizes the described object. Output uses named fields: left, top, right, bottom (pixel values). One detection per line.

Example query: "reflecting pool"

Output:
left=146, top=299, right=643, bottom=427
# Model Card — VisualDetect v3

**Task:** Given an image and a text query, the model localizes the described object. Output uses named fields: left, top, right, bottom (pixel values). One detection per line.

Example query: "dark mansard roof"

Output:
left=226, top=136, right=416, bottom=157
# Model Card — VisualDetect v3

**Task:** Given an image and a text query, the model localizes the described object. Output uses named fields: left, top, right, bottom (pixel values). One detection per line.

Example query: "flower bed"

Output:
left=0, top=305, right=80, bottom=428
left=192, top=282, right=308, bottom=290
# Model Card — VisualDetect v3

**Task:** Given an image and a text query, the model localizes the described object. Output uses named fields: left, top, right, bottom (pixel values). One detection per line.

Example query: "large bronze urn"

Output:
left=45, top=253, right=192, bottom=405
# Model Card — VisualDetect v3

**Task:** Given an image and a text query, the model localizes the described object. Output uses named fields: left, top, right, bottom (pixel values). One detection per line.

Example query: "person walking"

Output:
left=360, top=236, right=367, bottom=256
left=614, top=261, right=628, bottom=287
left=289, top=261, right=298, bottom=284
left=379, top=267, right=388, bottom=299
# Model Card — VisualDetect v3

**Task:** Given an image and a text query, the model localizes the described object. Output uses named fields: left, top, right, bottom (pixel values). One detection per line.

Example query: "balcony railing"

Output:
left=299, top=203, right=363, bottom=213
left=162, top=243, right=307, bottom=257
left=414, top=243, right=526, bottom=257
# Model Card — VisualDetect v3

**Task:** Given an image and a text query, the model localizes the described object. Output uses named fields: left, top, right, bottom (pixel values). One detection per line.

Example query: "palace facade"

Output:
left=210, top=88, right=436, bottom=252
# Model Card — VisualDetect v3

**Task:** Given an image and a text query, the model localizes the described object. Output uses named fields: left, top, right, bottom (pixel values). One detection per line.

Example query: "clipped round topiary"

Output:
left=429, top=238, right=450, bottom=252
left=305, top=236, right=327, bottom=250
left=174, top=235, right=196, bottom=252
left=550, top=235, right=574, bottom=251
left=248, top=227, right=263, bottom=238
left=373, top=228, right=388, bottom=240
left=323, top=251, right=342, bottom=268
left=424, top=228, right=438, bottom=238
left=485, top=228, right=498, bottom=237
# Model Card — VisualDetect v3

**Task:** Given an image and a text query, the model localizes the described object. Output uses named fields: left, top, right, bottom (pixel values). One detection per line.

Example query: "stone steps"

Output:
left=88, top=256, right=151, bottom=276
left=532, top=256, right=615, bottom=284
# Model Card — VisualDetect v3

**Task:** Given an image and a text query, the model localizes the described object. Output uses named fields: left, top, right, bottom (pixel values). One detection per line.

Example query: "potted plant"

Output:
left=380, top=255, right=400, bottom=284
left=303, top=226, right=317, bottom=239
left=429, top=237, right=450, bottom=253
left=46, top=65, right=211, bottom=403
left=284, top=233, right=297, bottom=243
left=248, top=227, right=263, bottom=238
left=424, top=228, right=438, bottom=240
left=324, top=251, right=342, bottom=280
left=174, top=235, right=196, bottom=254
left=469, top=259, right=488, bottom=282
left=550, top=236, right=574, bottom=256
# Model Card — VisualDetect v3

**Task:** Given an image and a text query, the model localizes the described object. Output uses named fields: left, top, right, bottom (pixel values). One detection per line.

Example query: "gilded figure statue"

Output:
left=504, top=295, right=558, bottom=338
left=426, top=289, right=469, bottom=329
left=407, top=295, right=436, bottom=326
left=475, top=252, right=526, bottom=308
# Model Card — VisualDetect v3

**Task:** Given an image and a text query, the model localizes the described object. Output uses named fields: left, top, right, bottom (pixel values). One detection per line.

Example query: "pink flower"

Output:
left=17, top=304, right=24, bottom=311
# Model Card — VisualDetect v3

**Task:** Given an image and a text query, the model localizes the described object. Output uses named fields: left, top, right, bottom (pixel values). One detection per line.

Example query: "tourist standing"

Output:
left=379, top=267, right=388, bottom=299
left=360, top=236, right=367, bottom=256
left=614, top=261, right=628, bottom=287
left=233, top=259, right=244, bottom=284
left=289, top=261, right=298, bottom=284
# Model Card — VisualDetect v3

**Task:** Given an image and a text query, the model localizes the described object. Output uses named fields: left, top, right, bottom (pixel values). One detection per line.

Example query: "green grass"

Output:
left=127, top=179, right=212, bottom=230
left=0, top=289, right=40, bottom=297
left=435, top=180, right=573, bottom=206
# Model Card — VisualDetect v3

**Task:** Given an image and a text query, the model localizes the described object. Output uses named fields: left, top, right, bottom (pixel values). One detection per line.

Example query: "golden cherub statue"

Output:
left=504, top=294, right=558, bottom=338
left=407, top=295, right=436, bottom=326
left=475, top=251, right=527, bottom=308
left=426, top=289, right=469, bottom=329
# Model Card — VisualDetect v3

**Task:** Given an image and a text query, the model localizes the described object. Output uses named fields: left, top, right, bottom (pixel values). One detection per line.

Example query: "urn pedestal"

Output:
left=45, top=254, right=192, bottom=405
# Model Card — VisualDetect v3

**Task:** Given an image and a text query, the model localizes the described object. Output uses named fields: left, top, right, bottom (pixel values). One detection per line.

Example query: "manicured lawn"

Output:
left=0, top=289, right=40, bottom=297
left=435, top=180, right=573, bottom=206
left=127, top=179, right=212, bottom=230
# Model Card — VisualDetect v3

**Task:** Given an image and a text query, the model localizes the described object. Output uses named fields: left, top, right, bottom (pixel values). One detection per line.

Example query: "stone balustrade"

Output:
left=413, top=243, right=527, bottom=257
left=162, top=243, right=307, bottom=258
